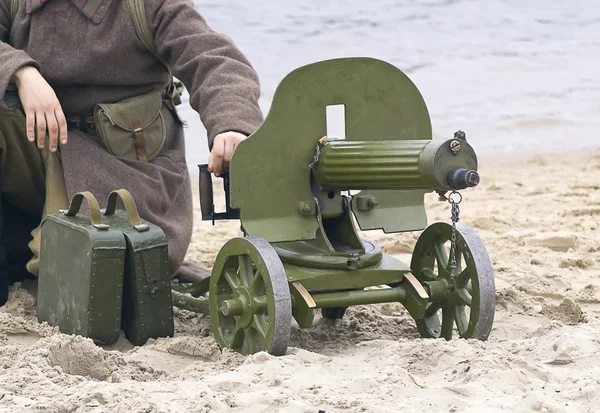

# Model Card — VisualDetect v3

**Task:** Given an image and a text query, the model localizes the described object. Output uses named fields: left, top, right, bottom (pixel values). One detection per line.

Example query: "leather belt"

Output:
left=66, top=115, right=96, bottom=134
left=64, top=114, right=148, bottom=163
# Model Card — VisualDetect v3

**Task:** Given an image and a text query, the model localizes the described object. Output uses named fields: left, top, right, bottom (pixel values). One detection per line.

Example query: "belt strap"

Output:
left=66, top=115, right=96, bottom=133
left=132, top=120, right=148, bottom=162
left=65, top=115, right=148, bottom=163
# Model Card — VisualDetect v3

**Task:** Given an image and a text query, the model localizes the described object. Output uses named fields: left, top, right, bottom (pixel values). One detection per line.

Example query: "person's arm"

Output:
left=0, top=1, right=40, bottom=97
left=0, top=2, right=67, bottom=151
left=148, top=0, right=264, bottom=174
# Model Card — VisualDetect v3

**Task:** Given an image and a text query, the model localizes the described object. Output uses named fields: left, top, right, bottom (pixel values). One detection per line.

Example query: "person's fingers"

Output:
left=13, top=66, right=67, bottom=148
left=212, top=137, right=225, bottom=177
left=36, top=111, right=46, bottom=149
left=46, top=111, right=59, bottom=152
left=223, top=139, right=234, bottom=172
left=25, top=109, right=35, bottom=142
left=208, top=150, right=215, bottom=172
left=55, top=108, right=68, bottom=145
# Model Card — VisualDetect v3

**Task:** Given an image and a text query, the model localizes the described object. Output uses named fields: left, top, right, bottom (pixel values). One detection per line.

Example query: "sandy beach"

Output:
left=0, top=147, right=598, bottom=412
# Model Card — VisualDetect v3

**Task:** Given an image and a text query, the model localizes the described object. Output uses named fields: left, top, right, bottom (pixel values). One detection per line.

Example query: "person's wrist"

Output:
left=12, top=66, right=38, bottom=87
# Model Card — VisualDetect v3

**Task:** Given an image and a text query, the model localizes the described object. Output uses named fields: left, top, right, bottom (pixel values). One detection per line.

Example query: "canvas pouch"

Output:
left=94, top=91, right=166, bottom=162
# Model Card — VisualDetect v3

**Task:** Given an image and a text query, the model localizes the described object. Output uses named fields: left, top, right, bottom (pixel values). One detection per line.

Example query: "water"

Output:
left=179, top=0, right=600, bottom=166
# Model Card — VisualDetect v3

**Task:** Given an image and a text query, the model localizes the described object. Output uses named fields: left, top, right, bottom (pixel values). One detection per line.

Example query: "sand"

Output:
left=1, top=148, right=599, bottom=413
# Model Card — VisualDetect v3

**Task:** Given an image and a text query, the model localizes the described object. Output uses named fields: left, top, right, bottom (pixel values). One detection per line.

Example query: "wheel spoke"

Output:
left=454, top=268, right=471, bottom=287
left=250, top=272, right=264, bottom=296
left=253, top=296, right=268, bottom=314
left=441, top=304, right=455, bottom=340
left=253, top=315, right=269, bottom=340
left=433, top=242, right=449, bottom=270
left=454, top=305, right=468, bottom=336
left=456, top=288, right=472, bottom=307
left=454, top=251, right=462, bottom=273
left=421, top=268, right=438, bottom=281
left=238, top=255, right=255, bottom=286
left=243, top=327, right=257, bottom=354
left=229, top=324, right=245, bottom=349
left=425, top=301, right=443, bottom=317
left=224, top=269, right=240, bottom=289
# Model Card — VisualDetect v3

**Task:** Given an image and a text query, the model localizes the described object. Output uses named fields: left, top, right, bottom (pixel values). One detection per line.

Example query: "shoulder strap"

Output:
left=126, top=0, right=164, bottom=68
left=126, top=0, right=183, bottom=107
left=10, top=0, right=20, bottom=23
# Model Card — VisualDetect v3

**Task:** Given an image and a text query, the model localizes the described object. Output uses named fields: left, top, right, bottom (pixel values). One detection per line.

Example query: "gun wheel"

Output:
left=410, top=222, right=495, bottom=341
left=209, top=236, right=292, bottom=356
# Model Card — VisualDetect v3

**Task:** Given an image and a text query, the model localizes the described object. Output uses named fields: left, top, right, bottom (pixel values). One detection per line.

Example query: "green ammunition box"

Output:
left=102, top=189, right=174, bottom=346
left=37, top=191, right=126, bottom=345
left=37, top=189, right=174, bottom=346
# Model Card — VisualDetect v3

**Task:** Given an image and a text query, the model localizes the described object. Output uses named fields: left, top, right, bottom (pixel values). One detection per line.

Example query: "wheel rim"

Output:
left=410, top=222, right=495, bottom=341
left=209, top=236, right=291, bottom=355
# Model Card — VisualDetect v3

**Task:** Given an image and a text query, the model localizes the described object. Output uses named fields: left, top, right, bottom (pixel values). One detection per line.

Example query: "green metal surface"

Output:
left=37, top=213, right=126, bottom=345
left=305, top=275, right=428, bottom=321
left=172, top=277, right=210, bottom=298
left=351, top=189, right=430, bottom=233
left=229, top=57, right=433, bottom=242
left=105, top=211, right=175, bottom=346
left=273, top=238, right=382, bottom=271
left=313, top=139, right=478, bottom=191
left=311, top=287, right=407, bottom=308
left=171, top=290, right=209, bottom=314
left=284, top=255, right=409, bottom=291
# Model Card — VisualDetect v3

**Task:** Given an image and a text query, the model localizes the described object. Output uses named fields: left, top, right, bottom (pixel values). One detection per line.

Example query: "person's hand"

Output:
left=12, top=66, right=67, bottom=152
left=208, top=131, right=247, bottom=176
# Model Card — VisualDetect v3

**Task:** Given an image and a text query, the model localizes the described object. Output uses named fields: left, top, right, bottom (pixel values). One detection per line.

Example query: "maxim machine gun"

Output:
left=173, top=57, right=495, bottom=356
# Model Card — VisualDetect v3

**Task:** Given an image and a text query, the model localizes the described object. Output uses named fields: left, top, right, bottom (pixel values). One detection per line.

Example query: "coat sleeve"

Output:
left=148, top=0, right=264, bottom=148
left=0, top=1, right=41, bottom=99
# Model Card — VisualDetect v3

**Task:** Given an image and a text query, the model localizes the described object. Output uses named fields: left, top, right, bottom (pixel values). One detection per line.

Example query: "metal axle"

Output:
left=310, top=286, right=407, bottom=308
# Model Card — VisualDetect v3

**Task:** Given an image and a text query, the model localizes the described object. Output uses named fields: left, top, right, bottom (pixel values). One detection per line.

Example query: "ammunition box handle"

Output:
left=198, top=164, right=213, bottom=220
left=103, top=189, right=143, bottom=226
left=64, top=191, right=104, bottom=226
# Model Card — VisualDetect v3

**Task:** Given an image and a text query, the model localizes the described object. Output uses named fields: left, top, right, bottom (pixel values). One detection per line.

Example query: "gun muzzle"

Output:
left=447, top=168, right=480, bottom=190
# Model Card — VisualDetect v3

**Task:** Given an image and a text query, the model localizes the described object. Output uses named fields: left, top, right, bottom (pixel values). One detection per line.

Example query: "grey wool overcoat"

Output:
left=0, top=0, right=264, bottom=277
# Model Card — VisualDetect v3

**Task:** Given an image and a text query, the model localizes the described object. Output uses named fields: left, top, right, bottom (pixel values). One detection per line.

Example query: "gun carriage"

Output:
left=172, top=57, right=496, bottom=356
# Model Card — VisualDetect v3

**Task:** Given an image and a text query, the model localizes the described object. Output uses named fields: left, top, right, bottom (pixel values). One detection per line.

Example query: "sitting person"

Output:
left=0, top=0, right=264, bottom=285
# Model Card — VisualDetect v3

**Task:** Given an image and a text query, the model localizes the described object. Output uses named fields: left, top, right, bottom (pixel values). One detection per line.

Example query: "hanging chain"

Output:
left=308, top=144, right=321, bottom=169
left=437, top=190, right=462, bottom=275
left=449, top=193, right=461, bottom=274
left=309, top=136, right=329, bottom=169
